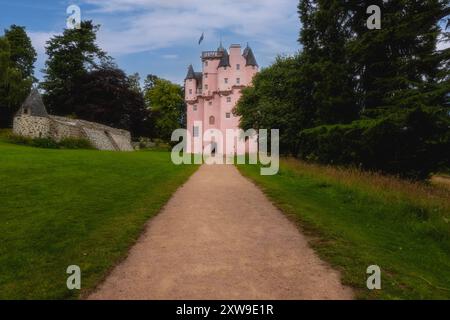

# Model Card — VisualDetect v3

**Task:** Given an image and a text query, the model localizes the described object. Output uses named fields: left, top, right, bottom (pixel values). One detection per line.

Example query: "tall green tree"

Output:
left=71, top=65, right=151, bottom=138
left=0, top=25, right=36, bottom=128
left=235, top=55, right=308, bottom=155
left=0, top=38, right=9, bottom=83
left=128, top=72, right=142, bottom=94
left=346, top=0, right=450, bottom=114
left=235, top=1, right=449, bottom=177
left=4, top=25, right=37, bottom=80
left=294, top=0, right=450, bottom=178
left=41, top=20, right=110, bottom=115
left=298, top=0, right=359, bottom=124
left=144, top=74, right=159, bottom=92
left=144, top=78, right=185, bottom=141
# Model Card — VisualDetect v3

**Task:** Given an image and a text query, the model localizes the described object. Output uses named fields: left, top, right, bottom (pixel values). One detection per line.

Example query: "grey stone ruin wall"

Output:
left=13, top=114, right=134, bottom=152
left=49, top=119, right=84, bottom=142
left=109, top=132, right=134, bottom=151
left=82, top=128, right=117, bottom=151
left=13, top=115, right=51, bottom=139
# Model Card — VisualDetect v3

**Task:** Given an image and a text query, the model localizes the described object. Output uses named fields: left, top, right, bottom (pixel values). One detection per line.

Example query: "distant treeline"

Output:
left=0, top=21, right=185, bottom=141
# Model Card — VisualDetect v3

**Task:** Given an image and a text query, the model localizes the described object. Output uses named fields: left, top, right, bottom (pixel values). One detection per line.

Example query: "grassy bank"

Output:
left=237, top=159, right=450, bottom=299
left=0, top=140, right=197, bottom=299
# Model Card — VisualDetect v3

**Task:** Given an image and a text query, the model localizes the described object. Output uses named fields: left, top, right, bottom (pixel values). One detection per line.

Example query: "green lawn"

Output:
left=0, top=139, right=197, bottom=299
left=238, top=159, right=450, bottom=299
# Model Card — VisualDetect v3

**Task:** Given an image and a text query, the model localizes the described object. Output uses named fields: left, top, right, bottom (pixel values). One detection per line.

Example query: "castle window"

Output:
left=227, top=97, right=231, bottom=103
left=205, top=61, right=208, bottom=67
left=193, top=126, right=199, bottom=137
left=193, top=105, right=198, bottom=111
left=226, top=113, right=231, bottom=119
left=224, top=78, right=228, bottom=84
left=209, top=101, right=212, bottom=106
left=205, top=84, right=208, bottom=90
left=236, top=64, right=240, bottom=70
left=209, top=116, right=215, bottom=125
left=236, top=78, right=241, bottom=85
left=205, top=74, right=208, bottom=79
left=189, top=89, right=192, bottom=94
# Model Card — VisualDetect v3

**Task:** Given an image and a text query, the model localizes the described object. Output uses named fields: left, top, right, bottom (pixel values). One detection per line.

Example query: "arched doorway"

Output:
left=211, top=142, right=217, bottom=155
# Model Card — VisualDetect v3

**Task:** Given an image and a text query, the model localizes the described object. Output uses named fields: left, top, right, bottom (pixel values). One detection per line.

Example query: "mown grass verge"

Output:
left=237, top=158, right=450, bottom=299
left=0, top=139, right=198, bottom=299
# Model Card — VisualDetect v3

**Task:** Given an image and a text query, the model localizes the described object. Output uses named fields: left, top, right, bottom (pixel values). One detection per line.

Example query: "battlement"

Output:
left=202, top=51, right=223, bottom=59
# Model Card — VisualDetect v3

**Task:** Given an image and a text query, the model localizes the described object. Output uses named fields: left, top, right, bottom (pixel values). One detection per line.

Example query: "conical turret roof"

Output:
left=218, top=48, right=230, bottom=68
left=217, top=41, right=225, bottom=52
left=243, top=45, right=258, bottom=67
left=185, top=64, right=196, bottom=80
left=18, top=89, right=48, bottom=117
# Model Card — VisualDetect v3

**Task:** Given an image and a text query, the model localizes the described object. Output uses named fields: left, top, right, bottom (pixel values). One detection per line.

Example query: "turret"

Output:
left=242, top=44, right=258, bottom=85
left=243, top=44, right=258, bottom=67
left=201, top=48, right=221, bottom=96
left=218, top=48, right=230, bottom=69
left=185, top=64, right=198, bottom=101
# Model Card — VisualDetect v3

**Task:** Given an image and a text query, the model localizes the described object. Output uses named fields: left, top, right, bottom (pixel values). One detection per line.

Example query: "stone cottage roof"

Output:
left=18, top=89, right=48, bottom=117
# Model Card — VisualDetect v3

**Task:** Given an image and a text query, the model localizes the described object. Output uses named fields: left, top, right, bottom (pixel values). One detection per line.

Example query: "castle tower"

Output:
left=184, top=43, right=259, bottom=155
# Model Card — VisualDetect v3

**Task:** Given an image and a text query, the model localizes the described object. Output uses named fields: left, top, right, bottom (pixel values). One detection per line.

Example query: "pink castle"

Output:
left=184, top=43, right=259, bottom=155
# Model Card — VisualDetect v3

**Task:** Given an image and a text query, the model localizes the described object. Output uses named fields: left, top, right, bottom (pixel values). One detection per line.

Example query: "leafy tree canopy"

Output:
left=41, top=20, right=111, bottom=115
left=0, top=25, right=36, bottom=127
left=144, top=78, right=185, bottom=141
left=71, top=65, right=151, bottom=138
left=4, top=25, right=37, bottom=80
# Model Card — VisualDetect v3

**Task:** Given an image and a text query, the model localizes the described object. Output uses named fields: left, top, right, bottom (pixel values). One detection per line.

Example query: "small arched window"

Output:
left=209, top=116, right=215, bottom=125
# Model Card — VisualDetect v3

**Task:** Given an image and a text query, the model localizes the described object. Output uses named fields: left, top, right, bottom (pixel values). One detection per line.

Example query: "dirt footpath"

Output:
left=88, top=164, right=353, bottom=300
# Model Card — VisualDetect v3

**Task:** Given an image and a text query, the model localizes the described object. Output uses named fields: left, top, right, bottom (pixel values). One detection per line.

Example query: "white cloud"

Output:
left=437, top=34, right=450, bottom=51
left=80, top=0, right=299, bottom=56
left=437, top=41, right=450, bottom=51
left=28, top=31, right=59, bottom=76
left=29, top=31, right=56, bottom=56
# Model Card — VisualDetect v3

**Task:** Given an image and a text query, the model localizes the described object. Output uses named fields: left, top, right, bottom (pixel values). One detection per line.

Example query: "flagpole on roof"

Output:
left=198, top=32, right=205, bottom=45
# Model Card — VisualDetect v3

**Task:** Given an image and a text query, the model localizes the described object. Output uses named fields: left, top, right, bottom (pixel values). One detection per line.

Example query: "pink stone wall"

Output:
left=185, top=78, right=197, bottom=102
left=185, top=44, right=258, bottom=155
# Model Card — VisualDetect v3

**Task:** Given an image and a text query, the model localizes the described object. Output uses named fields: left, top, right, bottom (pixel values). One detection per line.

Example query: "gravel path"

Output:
left=88, top=164, right=353, bottom=300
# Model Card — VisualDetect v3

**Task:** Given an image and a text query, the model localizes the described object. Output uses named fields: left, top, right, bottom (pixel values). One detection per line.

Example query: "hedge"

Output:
left=298, top=108, right=450, bottom=180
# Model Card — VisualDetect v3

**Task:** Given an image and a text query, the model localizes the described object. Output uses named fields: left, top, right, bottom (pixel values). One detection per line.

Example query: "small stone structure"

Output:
left=13, top=90, right=134, bottom=151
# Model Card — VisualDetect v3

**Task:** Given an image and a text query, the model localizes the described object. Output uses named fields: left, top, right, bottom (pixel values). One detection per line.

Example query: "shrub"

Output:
left=30, top=138, right=60, bottom=149
left=5, top=133, right=34, bottom=146
left=59, top=138, right=93, bottom=149
left=0, top=129, right=12, bottom=138
left=298, top=107, right=450, bottom=180
left=6, top=134, right=93, bottom=150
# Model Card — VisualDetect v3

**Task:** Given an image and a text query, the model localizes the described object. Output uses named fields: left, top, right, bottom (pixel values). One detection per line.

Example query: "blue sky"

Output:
left=0, top=0, right=300, bottom=85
